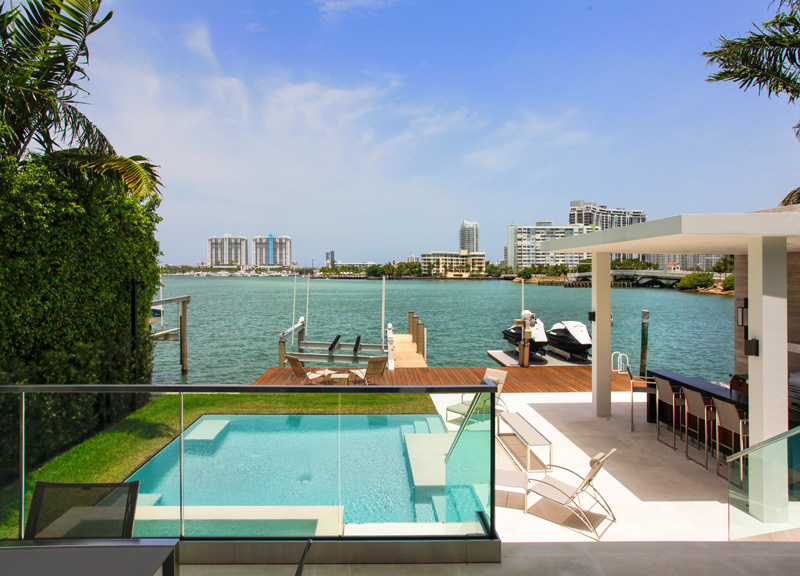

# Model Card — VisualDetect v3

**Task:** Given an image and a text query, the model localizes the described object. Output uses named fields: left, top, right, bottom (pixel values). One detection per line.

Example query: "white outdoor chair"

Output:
left=526, top=449, right=617, bottom=540
left=446, top=368, right=507, bottom=422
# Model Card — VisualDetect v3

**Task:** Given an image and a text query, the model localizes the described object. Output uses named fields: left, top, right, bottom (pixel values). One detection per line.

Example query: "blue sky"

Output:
left=85, top=0, right=798, bottom=266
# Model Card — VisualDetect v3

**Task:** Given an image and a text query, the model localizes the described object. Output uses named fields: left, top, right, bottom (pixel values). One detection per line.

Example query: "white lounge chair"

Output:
left=526, top=449, right=617, bottom=540
left=446, top=368, right=507, bottom=422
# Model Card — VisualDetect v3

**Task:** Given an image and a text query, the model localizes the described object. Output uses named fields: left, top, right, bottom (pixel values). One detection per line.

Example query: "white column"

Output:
left=747, top=236, right=788, bottom=523
left=592, top=252, right=612, bottom=417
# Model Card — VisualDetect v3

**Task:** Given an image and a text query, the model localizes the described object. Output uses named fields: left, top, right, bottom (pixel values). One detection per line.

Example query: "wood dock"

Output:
left=393, top=333, right=428, bottom=368
left=252, top=365, right=629, bottom=393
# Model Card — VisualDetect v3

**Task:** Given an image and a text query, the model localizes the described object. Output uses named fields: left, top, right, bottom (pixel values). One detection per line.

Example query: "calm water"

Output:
left=128, top=414, right=448, bottom=524
left=152, top=276, right=734, bottom=385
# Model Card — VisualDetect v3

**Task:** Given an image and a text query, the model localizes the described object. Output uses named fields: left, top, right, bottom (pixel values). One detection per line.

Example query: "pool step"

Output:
left=414, top=501, right=436, bottom=523
left=426, top=416, right=445, bottom=433
left=431, top=494, right=446, bottom=522
left=137, top=493, right=162, bottom=506
left=413, top=421, right=428, bottom=434
left=186, top=418, right=229, bottom=441
left=185, top=418, right=230, bottom=454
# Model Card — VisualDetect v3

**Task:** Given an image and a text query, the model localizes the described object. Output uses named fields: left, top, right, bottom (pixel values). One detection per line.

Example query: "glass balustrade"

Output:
left=0, top=383, right=495, bottom=542
left=728, top=425, right=800, bottom=540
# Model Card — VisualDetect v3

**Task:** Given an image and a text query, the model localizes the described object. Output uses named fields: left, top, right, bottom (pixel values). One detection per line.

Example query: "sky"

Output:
left=80, top=0, right=800, bottom=266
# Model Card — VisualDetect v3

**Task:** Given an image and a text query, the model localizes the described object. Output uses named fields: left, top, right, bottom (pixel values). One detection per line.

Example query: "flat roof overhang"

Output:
left=542, top=212, right=800, bottom=254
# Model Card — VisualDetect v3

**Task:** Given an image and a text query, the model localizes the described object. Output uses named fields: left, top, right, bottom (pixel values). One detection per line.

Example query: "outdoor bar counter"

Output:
left=646, top=369, right=748, bottom=427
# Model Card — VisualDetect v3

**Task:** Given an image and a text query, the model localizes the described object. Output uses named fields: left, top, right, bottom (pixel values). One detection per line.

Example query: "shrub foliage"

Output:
left=0, top=157, right=161, bottom=481
left=677, top=272, right=715, bottom=290
left=722, top=274, right=734, bottom=291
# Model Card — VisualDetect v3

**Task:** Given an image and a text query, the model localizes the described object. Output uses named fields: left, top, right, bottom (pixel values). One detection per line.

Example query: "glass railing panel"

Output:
left=728, top=428, right=800, bottom=540
left=443, top=391, right=492, bottom=536
left=339, top=391, right=446, bottom=537
left=0, top=390, right=178, bottom=539
left=0, top=392, right=21, bottom=540
left=177, top=392, right=340, bottom=538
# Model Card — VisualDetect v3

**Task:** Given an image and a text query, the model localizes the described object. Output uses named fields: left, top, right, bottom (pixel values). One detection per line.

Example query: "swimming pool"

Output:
left=128, top=413, right=487, bottom=537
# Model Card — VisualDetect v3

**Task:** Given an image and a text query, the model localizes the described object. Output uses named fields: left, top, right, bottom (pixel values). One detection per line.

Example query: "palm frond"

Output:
left=780, top=185, right=800, bottom=205
left=83, top=152, right=162, bottom=199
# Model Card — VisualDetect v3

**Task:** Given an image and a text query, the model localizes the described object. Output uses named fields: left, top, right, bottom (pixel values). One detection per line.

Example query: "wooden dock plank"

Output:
left=253, top=365, right=628, bottom=393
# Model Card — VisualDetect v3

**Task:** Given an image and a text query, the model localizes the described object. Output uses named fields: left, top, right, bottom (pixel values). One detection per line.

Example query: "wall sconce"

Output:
left=736, top=298, right=748, bottom=327
left=744, top=339, right=759, bottom=357
left=588, top=311, right=596, bottom=322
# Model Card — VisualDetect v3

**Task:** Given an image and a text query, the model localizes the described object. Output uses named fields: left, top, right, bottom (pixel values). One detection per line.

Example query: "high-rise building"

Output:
left=568, top=200, right=647, bottom=230
left=459, top=221, right=479, bottom=253
left=407, top=255, right=420, bottom=263
left=253, top=235, right=292, bottom=267
left=325, top=250, right=336, bottom=268
left=506, top=223, right=587, bottom=270
left=208, top=234, right=248, bottom=267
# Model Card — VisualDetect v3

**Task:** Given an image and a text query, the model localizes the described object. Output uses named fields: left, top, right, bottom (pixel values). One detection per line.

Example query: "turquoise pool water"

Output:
left=128, top=413, right=479, bottom=531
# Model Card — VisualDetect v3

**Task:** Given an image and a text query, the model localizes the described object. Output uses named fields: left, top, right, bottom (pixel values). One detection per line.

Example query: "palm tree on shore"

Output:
left=0, top=0, right=160, bottom=198
left=703, top=0, right=800, bottom=205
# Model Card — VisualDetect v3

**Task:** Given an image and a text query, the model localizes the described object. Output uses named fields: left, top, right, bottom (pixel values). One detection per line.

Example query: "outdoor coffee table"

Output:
left=329, top=372, right=351, bottom=385
left=498, top=411, right=553, bottom=472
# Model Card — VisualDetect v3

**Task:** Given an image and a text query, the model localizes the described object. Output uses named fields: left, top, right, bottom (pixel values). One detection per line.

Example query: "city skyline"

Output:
left=84, top=1, right=798, bottom=266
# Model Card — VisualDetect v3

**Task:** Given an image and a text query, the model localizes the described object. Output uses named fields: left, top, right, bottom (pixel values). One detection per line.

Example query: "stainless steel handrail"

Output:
left=726, top=424, right=800, bottom=463
left=0, top=383, right=495, bottom=394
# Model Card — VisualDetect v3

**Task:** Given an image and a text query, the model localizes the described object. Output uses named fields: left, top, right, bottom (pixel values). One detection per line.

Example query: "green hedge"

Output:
left=0, top=156, right=160, bottom=483
left=722, top=274, right=734, bottom=291
left=677, top=272, right=715, bottom=290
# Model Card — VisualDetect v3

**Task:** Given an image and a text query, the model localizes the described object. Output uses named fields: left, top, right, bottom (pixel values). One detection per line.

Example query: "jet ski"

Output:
left=502, top=310, right=548, bottom=357
left=546, top=321, right=592, bottom=359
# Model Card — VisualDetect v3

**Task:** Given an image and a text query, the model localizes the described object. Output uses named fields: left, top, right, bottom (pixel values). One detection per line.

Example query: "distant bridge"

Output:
left=567, top=269, right=690, bottom=288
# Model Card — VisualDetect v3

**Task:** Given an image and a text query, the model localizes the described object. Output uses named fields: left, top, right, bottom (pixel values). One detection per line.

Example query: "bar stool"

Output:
left=628, top=367, right=656, bottom=432
left=655, top=377, right=684, bottom=449
left=682, top=387, right=715, bottom=469
left=712, top=397, right=748, bottom=481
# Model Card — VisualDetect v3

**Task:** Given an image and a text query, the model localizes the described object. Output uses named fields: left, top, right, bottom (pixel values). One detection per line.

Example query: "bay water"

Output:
left=152, top=277, right=734, bottom=386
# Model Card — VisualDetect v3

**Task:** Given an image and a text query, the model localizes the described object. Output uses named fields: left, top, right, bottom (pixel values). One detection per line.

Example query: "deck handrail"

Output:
left=727, top=424, right=800, bottom=463
left=0, top=382, right=496, bottom=395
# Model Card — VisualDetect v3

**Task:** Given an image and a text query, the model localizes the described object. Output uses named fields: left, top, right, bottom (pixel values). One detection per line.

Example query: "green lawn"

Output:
left=0, top=392, right=436, bottom=539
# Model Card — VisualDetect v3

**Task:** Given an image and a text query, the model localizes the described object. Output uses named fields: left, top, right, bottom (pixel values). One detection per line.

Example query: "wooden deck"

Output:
left=253, top=365, right=629, bottom=393
left=392, top=333, right=428, bottom=368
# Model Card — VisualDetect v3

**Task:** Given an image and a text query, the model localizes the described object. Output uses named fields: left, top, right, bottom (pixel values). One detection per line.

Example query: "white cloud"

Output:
left=314, top=0, right=400, bottom=19
left=182, top=22, right=217, bottom=67
left=464, top=110, right=591, bottom=174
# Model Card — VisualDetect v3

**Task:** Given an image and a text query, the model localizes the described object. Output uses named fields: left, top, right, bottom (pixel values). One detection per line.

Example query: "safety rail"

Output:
left=1, top=381, right=497, bottom=547
left=726, top=424, right=800, bottom=541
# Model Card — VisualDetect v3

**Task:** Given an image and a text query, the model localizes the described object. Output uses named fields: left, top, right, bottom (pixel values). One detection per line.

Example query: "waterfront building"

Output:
left=505, top=222, right=587, bottom=270
left=459, top=220, right=480, bottom=253
left=421, top=249, right=486, bottom=276
left=325, top=250, right=336, bottom=268
left=208, top=234, right=248, bottom=267
left=336, top=261, right=377, bottom=270
left=569, top=200, right=647, bottom=260
left=568, top=200, right=647, bottom=229
left=646, top=253, right=721, bottom=270
left=253, top=235, right=292, bottom=267
left=407, top=255, right=420, bottom=263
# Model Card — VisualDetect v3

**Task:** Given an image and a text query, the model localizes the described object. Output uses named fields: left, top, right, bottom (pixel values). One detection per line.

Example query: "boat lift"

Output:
left=277, top=317, right=389, bottom=367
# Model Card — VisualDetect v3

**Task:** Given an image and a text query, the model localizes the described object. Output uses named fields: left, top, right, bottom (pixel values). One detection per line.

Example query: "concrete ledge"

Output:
left=180, top=537, right=501, bottom=564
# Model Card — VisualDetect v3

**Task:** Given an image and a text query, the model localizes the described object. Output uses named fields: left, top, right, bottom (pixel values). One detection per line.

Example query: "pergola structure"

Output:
left=543, top=209, right=800, bottom=523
